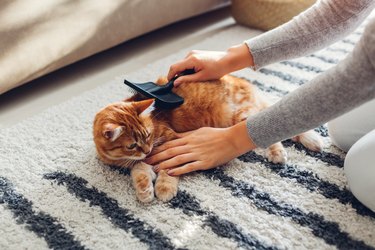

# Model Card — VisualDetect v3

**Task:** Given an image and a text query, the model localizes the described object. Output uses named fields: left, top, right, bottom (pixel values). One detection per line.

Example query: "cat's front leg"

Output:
left=130, top=162, right=156, bottom=203
left=155, top=170, right=179, bottom=202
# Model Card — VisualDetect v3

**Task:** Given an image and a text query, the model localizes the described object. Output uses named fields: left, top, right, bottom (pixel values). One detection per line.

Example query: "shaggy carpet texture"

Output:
left=1, top=21, right=375, bottom=249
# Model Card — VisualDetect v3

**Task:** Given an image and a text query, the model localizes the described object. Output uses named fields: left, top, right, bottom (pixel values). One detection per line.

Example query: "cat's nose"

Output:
left=141, top=145, right=151, bottom=155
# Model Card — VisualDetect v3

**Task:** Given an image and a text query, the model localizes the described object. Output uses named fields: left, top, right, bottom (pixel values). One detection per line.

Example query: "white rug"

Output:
left=1, top=21, right=375, bottom=250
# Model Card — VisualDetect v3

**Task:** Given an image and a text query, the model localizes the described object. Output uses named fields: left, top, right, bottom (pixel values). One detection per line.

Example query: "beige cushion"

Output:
left=0, top=0, right=229, bottom=94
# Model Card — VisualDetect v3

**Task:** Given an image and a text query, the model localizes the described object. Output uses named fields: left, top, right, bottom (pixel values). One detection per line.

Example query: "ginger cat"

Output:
left=93, top=75, right=323, bottom=203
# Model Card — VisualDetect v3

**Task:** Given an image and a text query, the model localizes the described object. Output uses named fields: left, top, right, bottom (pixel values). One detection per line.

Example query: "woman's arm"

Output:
left=246, top=0, right=375, bottom=69
left=247, top=18, right=375, bottom=148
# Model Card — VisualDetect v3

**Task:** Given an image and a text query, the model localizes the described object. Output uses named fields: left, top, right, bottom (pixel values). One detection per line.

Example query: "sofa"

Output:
left=0, top=0, right=229, bottom=94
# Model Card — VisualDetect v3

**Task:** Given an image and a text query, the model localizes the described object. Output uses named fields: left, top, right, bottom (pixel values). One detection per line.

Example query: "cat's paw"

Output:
left=134, top=173, right=154, bottom=203
left=293, top=130, right=324, bottom=152
left=155, top=171, right=178, bottom=202
left=266, top=148, right=288, bottom=164
left=155, top=182, right=177, bottom=202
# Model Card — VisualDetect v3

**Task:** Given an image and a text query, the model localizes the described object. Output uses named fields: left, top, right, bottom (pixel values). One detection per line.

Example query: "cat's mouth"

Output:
left=102, top=152, right=147, bottom=161
left=129, top=147, right=153, bottom=160
left=127, top=154, right=147, bottom=160
left=103, top=146, right=153, bottom=161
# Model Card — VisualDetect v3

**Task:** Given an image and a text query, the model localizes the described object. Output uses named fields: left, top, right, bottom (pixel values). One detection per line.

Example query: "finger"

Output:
left=149, top=138, right=186, bottom=157
left=154, top=153, right=195, bottom=172
left=175, top=130, right=195, bottom=138
left=167, top=161, right=204, bottom=176
left=167, top=62, right=184, bottom=81
left=174, top=71, right=205, bottom=86
left=167, top=59, right=196, bottom=81
left=146, top=144, right=189, bottom=165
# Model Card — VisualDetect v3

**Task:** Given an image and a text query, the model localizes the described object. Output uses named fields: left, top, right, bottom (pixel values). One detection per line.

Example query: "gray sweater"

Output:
left=245, top=0, right=375, bottom=148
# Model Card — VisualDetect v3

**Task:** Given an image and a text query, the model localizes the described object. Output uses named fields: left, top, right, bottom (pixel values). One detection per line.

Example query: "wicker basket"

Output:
left=231, top=0, right=316, bottom=31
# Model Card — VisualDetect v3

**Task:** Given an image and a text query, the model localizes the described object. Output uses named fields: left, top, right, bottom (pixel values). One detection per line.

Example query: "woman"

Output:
left=145, top=0, right=375, bottom=211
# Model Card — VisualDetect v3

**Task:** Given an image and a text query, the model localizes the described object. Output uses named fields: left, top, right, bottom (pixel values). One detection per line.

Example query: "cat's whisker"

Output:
left=118, top=158, right=140, bottom=168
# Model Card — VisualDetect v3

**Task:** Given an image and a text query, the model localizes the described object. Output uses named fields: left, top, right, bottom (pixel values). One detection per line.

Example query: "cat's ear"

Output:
left=133, top=99, right=154, bottom=114
left=103, top=124, right=124, bottom=142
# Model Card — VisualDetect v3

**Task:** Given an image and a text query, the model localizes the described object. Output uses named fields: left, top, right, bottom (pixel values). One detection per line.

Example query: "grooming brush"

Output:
left=124, top=69, right=195, bottom=109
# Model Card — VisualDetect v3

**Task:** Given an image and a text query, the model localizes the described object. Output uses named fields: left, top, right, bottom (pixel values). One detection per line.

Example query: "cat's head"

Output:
left=93, top=99, right=155, bottom=166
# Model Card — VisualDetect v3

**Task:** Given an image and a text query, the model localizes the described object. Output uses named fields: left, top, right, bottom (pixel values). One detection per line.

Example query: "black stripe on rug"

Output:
left=238, top=151, right=375, bottom=219
left=170, top=191, right=278, bottom=250
left=203, top=168, right=374, bottom=250
left=280, top=61, right=324, bottom=74
left=282, top=139, right=344, bottom=168
left=327, top=47, right=351, bottom=54
left=315, top=125, right=329, bottom=137
left=0, top=176, right=85, bottom=250
left=308, top=54, right=339, bottom=64
left=43, top=172, right=177, bottom=250
left=251, top=80, right=289, bottom=96
left=341, top=39, right=357, bottom=45
left=238, top=77, right=288, bottom=97
left=259, top=68, right=307, bottom=85
left=109, top=166, right=277, bottom=249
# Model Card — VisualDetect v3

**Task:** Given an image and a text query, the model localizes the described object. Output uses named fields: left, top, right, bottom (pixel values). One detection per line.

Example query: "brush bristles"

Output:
left=124, top=85, right=139, bottom=95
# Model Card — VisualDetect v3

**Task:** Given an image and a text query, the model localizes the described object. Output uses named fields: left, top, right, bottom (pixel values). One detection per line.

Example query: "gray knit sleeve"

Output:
left=244, top=0, right=375, bottom=70
left=246, top=18, right=375, bottom=148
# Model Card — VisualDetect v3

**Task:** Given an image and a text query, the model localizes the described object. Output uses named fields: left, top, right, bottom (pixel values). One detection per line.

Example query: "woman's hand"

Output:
left=169, top=44, right=254, bottom=86
left=145, top=121, right=256, bottom=175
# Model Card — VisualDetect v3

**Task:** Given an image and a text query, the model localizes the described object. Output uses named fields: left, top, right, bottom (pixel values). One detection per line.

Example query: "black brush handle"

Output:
left=176, top=68, right=196, bottom=79
left=152, top=69, right=195, bottom=94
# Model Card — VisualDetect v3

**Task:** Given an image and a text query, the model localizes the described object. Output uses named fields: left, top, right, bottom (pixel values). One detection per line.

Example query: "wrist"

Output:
left=225, top=120, right=256, bottom=155
left=221, top=44, right=255, bottom=73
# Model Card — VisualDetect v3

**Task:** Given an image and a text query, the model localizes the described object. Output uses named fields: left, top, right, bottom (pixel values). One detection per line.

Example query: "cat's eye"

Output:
left=127, top=143, right=137, bottom=150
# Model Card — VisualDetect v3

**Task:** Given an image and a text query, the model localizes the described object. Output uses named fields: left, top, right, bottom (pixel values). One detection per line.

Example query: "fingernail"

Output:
left=174, top=80, right=181, bottom=86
